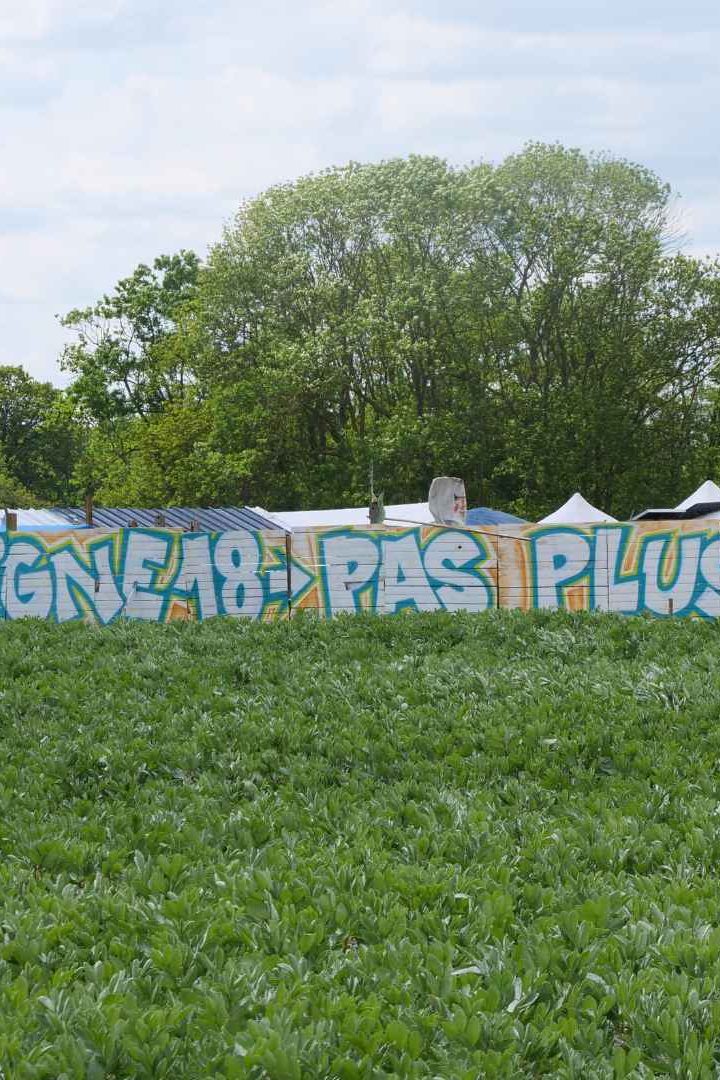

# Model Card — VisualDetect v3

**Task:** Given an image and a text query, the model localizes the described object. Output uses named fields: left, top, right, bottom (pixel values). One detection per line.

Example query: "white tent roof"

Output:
left=1, top=508, right=77, bottom=530
left=253, top=502, right=435, bottom=531
left=676, top=480, right=720, bottom=512
left=539, top=492, right=617, bottom=524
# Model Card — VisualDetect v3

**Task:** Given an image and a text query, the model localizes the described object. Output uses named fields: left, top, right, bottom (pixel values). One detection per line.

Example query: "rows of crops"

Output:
left=2, top=611, right=720, bottom=1077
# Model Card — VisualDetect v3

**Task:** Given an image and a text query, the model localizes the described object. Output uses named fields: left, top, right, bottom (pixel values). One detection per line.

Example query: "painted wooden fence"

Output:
left=0, top=518, right=717, bottom=624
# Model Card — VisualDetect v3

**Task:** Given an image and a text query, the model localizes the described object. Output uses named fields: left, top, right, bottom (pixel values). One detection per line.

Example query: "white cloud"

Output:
left=0, top=0, right=125, bottom=42
left=0, top=64, right=360, bottom=203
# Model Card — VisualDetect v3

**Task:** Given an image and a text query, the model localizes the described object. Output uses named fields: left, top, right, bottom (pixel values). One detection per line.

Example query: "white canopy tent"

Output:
left=676, top=480, right=720, bottom=513
left=253, top=502, right=436, bottom=531
left=539, top=492, right=617, bottom=525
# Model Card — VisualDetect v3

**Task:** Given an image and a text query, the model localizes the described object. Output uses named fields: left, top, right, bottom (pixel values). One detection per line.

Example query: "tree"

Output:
left=452, top=145, right=720, bottom=515
left=0, top=366, right=83, bottom=503
left=60, top=250, right=201, bottom=422
left=60, top=251, right=201, bottom=503
left=62, top=147, right=720, bottom=517
left=198, top=156, right=500, bottom=507
left=197, top=146, right=720, bottom=515
left=0, top=449, right=33, bottom=508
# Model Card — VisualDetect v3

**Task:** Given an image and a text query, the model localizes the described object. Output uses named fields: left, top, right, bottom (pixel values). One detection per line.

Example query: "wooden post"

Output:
left=5, top=510, right=17, bottom=532
left=668, top=598, right=674, bottom=617
left=85, top=494, right=94, bottom=527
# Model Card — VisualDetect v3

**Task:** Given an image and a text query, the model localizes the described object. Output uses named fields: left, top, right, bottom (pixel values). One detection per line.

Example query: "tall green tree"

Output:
left=62, top=147, right=720, bottom=517
left=60, top=251, right=201, bottom=502
left=196, top=146, right=720, bottom=515
left=0, top=366, right=82, bottom=503
left=453, top=145, right=720, bottom=514
left=60, top=250, right=200, bottom=421
left=0, top=448, right=33, bottom=508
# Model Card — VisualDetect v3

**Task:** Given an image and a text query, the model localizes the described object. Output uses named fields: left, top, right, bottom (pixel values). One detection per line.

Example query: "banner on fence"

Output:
left=0, top=519, right=716, bottom=623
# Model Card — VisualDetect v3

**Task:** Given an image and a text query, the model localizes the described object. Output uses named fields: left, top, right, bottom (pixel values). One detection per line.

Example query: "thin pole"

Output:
left=285, top=533, right=293, bottom=619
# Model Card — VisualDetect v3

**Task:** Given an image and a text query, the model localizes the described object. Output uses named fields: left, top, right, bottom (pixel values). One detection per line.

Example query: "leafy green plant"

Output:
left=2, top=610, right=720, bottom=1076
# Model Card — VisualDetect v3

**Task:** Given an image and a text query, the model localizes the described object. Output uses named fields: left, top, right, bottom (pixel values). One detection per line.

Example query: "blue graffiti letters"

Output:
left=213, top=531, right=263, bottom=617
left=531, top=528, right=593, bottom=609
left=4, top=521, right=720, bottom=625
left=319, top=528, right=494, bottom=616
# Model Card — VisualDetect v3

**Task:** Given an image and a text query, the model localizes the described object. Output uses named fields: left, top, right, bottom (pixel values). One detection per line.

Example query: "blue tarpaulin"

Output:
left=465, top=506, right=526, bottom=526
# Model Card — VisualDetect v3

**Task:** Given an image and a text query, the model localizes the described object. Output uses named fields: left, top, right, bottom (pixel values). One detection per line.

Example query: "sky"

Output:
left=2, top=0, right=719, bottom=385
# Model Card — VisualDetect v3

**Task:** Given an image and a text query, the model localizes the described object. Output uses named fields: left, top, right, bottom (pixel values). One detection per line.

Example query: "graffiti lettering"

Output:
left=122, top=531, right=173, bottom=620
left=697, top=537, right=720, bottom=617
left=423, top=530, right=494, bottom=611
left=382, top=534, right=438, bottom=613
left=318, top=528, right=494, bottom=617
left=5, top=540, right=53, bottom=620
left=640, top=534, right=703, bottom=616
left=598, top=525, right=639, bottom=613
left=53, top=544, right=124, bottom=624
left=531, top=528, right=593, bottom=610
left=213, top=531, right=264, bottom=617
left=319, top=534, right=381, bottom=615
left=3, top=520, right=720, bottom=624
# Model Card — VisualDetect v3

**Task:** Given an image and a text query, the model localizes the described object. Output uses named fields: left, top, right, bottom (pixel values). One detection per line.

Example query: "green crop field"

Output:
left=3, top=612, right=720, bottom=1078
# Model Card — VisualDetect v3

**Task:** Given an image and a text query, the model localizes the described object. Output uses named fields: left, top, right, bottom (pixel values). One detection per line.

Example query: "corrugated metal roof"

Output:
left=54, top=506, right=284, bottom=532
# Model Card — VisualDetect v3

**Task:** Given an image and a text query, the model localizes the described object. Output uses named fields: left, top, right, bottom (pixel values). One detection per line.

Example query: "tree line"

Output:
left=7, top=143, right=720, bottom=519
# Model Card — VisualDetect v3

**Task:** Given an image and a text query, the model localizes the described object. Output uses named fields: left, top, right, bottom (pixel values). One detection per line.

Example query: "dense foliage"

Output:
left=0, top=366, right=81, bottom=505
left=3, top=610, right=720, bottom=1076
left=6, top=143, right=720, bottom=516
